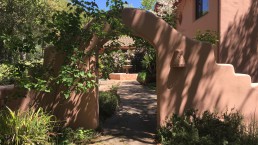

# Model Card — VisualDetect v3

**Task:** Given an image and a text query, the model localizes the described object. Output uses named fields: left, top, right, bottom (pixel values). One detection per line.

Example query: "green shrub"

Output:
left=137, top=71, right=147, bottom=84
left=56, top=127, right=95, bottom=145
left=195, top=30, right=219, bottom=45
left=0, top=64, right=15, bottom=85
left=146, top=82, right=156, bottom=90
left=141, top=47, right=156, bottom=75
left=137, top=71, right=156, bottom=85
left=0, top=107, right=56, bottom=145
left=99, top=88, right=119, bottom=121
left=157, top=109, right=258, bottom=145
left=0, top=61, right=50, bottom=94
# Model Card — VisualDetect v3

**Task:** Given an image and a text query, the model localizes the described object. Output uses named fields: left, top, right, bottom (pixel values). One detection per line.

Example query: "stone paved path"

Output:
left=91, top=80, right=157, bottom=145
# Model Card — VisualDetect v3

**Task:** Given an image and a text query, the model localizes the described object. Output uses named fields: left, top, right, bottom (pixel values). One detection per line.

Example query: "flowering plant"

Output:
left=124, top=50, right=135, bottom=60
left=156, top=0, right=178, bottom=16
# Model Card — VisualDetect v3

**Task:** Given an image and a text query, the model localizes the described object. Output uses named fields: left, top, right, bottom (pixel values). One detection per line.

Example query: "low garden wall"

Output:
left=109, top=73, right=138, bottom=80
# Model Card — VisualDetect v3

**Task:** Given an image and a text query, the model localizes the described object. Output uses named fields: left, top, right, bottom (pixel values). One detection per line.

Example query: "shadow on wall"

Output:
left=122, top=8, right=258, bottom=125
left=32, top=47, right=98, bottom=129
left=159, top=35, right=222, bottom=117
left=122, top=8, right=225, bottom=124
left=220, top=0, right=258, bottom=82
left=5, top=46, right=98, bottom=129
left=30, top=87, right=97, bottom=129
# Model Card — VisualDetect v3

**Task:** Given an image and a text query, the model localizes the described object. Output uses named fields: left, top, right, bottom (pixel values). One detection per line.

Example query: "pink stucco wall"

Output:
left=176, top=0, right=219, bottom=38
left=219, top=0, right=258, bottom=82
left=177, top=0, right=258, bottom=82
left=122, top=8, right=258, bottom=126
left=0, top=46, right=99, bottom=129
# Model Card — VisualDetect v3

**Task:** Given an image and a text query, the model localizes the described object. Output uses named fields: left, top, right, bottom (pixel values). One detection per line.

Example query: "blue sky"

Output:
left=92, top=0, right=142, bottom=10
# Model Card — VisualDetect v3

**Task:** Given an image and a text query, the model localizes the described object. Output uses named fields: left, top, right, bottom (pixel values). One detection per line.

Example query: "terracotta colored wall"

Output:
left=176, top=0, right=219, bottom=38
left=122, top=8, right=258, bottom=126
left=219, top=0, right=258, bottom=82
left=0, top=46, right=99, bottom=129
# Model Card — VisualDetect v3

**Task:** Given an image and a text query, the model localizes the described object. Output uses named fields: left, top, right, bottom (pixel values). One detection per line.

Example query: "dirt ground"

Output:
left=90, top=80, right=157, bottom=145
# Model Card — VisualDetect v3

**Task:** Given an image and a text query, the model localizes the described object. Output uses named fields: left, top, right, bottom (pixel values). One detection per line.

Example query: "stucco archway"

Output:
left=121, top=8, right=258, bottom=128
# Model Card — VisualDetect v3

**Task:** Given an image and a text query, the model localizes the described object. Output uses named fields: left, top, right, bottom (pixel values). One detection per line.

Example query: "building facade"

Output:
left=176, top=0, right=258, bottom=82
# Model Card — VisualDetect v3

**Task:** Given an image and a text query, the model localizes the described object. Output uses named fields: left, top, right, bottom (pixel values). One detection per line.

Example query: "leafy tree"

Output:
left=0, top=0, right=72, bottom=63
left=141, top=0, right=156, bottom=10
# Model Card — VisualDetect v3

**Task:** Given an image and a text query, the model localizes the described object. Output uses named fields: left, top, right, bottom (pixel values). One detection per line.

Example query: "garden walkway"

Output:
left=91, top=80, right=157, bottom=145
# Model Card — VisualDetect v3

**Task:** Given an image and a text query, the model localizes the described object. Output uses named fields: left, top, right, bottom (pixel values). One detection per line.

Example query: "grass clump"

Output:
left=0, top=107, right=96, bottom=145
left=157, top=109, right=258, bottom=145
left=0, top=107, right=55, bottom=145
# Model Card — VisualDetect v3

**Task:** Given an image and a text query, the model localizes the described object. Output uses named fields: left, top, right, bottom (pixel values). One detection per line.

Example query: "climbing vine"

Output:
left=42, top=0, right=127, bottom=98
left=2, top=0, right=128, bottom=99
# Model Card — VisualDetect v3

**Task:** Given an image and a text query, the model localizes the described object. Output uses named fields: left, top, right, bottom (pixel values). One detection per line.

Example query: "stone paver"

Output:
left=91, top=80, right=157, bottom=145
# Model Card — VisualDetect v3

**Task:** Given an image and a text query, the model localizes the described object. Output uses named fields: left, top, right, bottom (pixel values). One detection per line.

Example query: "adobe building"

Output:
left=175, top=0, right=258, bottom=82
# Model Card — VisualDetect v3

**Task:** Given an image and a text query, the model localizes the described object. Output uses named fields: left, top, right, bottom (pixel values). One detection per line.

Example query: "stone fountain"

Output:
left=122, top=59, right=133, bottom=74
left=109, top=51, right=138, bottom=80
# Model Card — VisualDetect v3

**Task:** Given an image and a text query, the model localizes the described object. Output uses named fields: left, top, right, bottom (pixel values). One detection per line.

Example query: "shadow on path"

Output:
left=92, top=81, right=157, bottom=145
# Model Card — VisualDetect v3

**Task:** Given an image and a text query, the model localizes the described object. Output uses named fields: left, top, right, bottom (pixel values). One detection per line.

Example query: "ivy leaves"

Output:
left=57, top=62, right=97, bottom=99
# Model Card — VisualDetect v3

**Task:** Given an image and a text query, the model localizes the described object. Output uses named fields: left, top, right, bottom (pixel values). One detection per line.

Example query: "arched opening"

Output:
left=120, top=8, right=186, bottom=127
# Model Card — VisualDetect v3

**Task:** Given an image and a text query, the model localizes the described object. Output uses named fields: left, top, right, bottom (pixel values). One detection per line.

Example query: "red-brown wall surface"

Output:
left=0, top=46, right=99, bottom=129
left=219, top=0, right=258, bottom=82
left=176, top=0, right=219, bottom=38
left=122, top=8, right=258, bottom=126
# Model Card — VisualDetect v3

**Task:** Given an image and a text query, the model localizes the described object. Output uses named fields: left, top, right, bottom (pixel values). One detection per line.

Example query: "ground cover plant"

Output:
left=157, top=109, right=258, bottom=145
left=55, top=127, right=95, bottom=145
